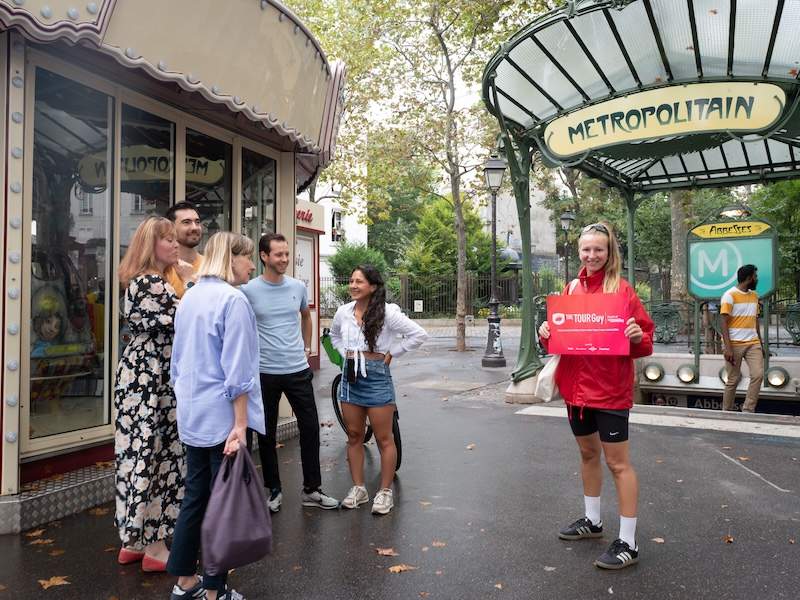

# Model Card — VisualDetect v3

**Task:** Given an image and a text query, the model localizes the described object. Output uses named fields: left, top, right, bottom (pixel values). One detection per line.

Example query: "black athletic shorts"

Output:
left=566, top=405, right=630, bottom=443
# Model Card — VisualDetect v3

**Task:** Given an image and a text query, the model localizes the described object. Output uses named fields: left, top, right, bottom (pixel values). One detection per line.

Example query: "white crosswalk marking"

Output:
left=515, top=405, right=800, bottom=438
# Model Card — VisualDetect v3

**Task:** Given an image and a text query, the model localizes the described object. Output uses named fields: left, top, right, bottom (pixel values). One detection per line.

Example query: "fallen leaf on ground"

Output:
left=421, top=546, right=429, bottom=552
left=103, top=546, right=116, bottom=552
left=789, top=538, right=796, bottom=544
left=651, top=537, right=665, bottom=544
left=376, top=548, right=399, bottom=557
left=676, top=479, right=684, bottom=483
left=388, top=564, right=417, bottom=573
left=141, top=581, right=153, bottom=587
left=543, top=566, right=556, bottom=572
left=435, top=570, right=443, bottom=576
left=419, top=593, right=430, bottom=598
left=419, top=501, right=432, bottom=507
left=608, top=587, right=614, bottom=595
left=292, top=565, right=303, bottom=571
left=88, top=507, right=110, bottom=516
left=48, top=549, right=66, bottom=557
left=29, top=539, right=54, bottom=546
left=275, top=443, right=285, bottom=449
left=494, top=583, right=504, bottom=590
left=25, top=529, right=45, bottom=538
left=432, top=540, right=446, bottom=548
left=721, top=505, right=728, bottom=509
left=737, top=456, right=750, bottom=462
left=108, top=596, right=120, bottom=600
left=723, top=535, right=735, bottom=544
left=655, top=459, right=664, bottom=464
left=0, top=584, right=6, bottom=591
left=465, top=443, right=476, bottom=450
left=38, top=576, right=69, bottom=590
left=721, top=446, right=732, bottom=450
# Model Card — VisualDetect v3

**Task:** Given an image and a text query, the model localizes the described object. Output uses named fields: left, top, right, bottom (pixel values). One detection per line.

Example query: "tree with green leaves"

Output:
left=401, top=196, right=498, bottom=276
left=749, top=181, right=800, bottom=299
left=327, top=241, right=389, bottom=280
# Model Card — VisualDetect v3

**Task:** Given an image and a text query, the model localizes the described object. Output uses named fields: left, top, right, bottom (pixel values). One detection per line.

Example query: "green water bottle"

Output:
left=321, top=328, right=343, bottom=368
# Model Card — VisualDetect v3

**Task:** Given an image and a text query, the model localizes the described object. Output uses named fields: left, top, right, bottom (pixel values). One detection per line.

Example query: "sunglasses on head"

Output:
left=582, top=223, right=609, bottom=234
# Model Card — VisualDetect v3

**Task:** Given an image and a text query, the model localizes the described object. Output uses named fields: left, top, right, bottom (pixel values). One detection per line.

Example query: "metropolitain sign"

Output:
left=544, top=82, right=786, bottom=158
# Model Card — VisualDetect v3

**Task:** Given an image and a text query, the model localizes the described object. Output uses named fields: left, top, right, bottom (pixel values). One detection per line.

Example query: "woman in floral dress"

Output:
left=114, top=216, right=183, bottom=572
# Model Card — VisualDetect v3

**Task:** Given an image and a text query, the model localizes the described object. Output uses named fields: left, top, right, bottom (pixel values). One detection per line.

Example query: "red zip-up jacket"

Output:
left=541, top=266, right=654, bottom=411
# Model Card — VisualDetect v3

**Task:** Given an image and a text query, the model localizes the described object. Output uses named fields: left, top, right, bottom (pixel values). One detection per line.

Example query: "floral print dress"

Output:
left=114, top=274, right=184, bottom=548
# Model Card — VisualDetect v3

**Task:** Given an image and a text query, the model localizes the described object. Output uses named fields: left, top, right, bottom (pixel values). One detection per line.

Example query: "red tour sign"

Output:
left=296, top=208, right=314, bottom=222
left=546, top=294, right=630, bottom=356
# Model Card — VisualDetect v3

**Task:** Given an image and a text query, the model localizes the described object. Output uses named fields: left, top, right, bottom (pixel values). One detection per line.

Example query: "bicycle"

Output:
left=321, top=329, right=402, bottom=471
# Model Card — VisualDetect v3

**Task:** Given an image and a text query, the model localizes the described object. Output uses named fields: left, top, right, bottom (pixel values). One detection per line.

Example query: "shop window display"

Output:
left=30, top=68, right=112, bottom=439
left=241, top=147, right=276, bottom=275
left=186, top=129, right=232, bottom=244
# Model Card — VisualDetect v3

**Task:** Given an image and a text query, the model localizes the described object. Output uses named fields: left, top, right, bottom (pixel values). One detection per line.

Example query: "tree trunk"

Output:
left=670, top=190, right=689, bottom=301
left=452, top=174, right=467, bottom=351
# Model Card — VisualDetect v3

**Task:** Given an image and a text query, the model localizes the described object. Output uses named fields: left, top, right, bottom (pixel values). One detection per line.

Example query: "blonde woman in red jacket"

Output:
left=539, top=222, right=654, bottom=570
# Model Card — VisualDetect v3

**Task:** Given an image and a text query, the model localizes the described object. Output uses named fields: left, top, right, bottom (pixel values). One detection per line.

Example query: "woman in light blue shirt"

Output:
left=167, top=232, right=264, bottom=600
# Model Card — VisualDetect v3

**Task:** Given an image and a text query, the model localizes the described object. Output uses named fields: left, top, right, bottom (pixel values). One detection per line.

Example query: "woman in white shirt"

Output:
left=330, top=265, right=428, bottom=514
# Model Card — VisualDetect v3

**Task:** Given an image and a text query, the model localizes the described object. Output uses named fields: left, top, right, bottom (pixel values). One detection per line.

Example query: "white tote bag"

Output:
left=533, top=355, right=561, bottom=402
left=533, top=279, right=579, bottom=402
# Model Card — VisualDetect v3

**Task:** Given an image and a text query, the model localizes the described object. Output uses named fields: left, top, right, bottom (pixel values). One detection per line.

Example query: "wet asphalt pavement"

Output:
left=1, top=340, right=799, bottom=599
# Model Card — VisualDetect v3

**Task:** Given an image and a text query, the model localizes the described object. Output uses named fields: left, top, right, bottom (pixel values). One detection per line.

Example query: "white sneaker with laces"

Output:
left=371, top=488, right=394, bottom=515
left=301, top=489, right=340, bottom=509
left=341, top=485, right=369, bottom=509
left=267, top=490, right=282, bottom=513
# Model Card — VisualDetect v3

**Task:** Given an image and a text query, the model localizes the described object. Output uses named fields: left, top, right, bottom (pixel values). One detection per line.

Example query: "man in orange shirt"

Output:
left=720, top=264, right=763, bottom=413
left=165, top=201, right=204, bottom=298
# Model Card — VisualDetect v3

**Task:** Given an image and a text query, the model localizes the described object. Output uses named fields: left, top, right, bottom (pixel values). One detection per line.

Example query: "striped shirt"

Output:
left=720, top=287, right=760, bottom=345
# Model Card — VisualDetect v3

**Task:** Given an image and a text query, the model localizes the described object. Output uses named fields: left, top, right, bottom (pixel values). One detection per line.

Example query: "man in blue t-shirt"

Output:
left=241, top=233, right=339, bottom=512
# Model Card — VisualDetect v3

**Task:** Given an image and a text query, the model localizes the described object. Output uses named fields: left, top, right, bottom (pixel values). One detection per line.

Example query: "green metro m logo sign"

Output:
left=687, top=220, right=777, bottom=300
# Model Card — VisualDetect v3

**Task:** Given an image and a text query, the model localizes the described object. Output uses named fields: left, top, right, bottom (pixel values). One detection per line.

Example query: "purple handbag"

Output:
left=201, top=448, right=272, bottom=575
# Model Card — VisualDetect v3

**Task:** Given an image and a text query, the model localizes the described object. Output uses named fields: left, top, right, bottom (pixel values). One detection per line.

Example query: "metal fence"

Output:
left=319, top=272, right=565, bottom=318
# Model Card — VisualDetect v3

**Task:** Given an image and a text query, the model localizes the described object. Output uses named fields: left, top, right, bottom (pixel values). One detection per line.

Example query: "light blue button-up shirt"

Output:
left=171, top=277, right=266, bottom=447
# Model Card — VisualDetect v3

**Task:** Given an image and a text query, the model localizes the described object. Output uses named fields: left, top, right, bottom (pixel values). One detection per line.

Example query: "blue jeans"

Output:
left=166, top=443, right=227, bottom=591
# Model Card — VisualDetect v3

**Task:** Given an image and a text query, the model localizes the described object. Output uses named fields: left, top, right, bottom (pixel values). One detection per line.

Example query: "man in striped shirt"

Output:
left=720, top=265, right=764, bottom=413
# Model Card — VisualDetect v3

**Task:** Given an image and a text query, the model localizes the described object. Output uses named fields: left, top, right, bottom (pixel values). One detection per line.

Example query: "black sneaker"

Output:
left=558, top=517, right=603, bottom=540
left=594, top=538, right=639, bottom=570
left=170, top=578, right=207, bottom=599
left=267, top=488, right=282, bottom=513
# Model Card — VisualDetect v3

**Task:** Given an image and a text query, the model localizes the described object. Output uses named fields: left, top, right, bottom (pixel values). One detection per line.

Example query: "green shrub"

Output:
left=328, top=241, right=389, bottom=280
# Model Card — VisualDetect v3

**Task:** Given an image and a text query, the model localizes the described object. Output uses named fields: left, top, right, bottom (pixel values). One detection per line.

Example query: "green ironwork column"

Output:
left=623, top=190, right=638, bottom=284
left=491, top=80, right=543, bottom=383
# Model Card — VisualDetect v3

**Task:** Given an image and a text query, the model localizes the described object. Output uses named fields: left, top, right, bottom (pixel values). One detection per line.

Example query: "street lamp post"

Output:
left=559, top=211, right=575, bottom=283
left=482, top=154, right=508, bottom=368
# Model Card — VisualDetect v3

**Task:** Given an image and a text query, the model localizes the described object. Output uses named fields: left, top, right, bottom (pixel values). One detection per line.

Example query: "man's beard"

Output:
left=180, top=237, right=201, bottom=249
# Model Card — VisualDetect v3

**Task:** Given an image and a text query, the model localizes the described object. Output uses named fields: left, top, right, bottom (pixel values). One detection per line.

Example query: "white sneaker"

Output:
left=371, top=488, right=394, bottom=515
left=341, top=485, right=369, bottom=509
left=267, top=489, right=282, bottom=513
left=301, top=488, right=340, bottom=509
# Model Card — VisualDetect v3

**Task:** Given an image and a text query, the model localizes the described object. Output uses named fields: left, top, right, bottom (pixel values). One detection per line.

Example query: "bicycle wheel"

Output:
left=392, top=410, right=401, bottom=471
left=331, top=373, right=373, bottom=444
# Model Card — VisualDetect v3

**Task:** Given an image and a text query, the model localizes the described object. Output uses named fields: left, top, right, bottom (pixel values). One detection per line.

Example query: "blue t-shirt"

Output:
left=241, top=275, right=309, bottom=375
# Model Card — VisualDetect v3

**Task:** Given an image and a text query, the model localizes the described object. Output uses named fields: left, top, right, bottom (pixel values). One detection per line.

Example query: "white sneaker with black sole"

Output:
left=301, top=488, right=340, bottom=509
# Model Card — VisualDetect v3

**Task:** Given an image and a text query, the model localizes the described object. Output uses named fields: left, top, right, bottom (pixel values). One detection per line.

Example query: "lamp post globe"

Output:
left=482, top=154, right=508, bottom=368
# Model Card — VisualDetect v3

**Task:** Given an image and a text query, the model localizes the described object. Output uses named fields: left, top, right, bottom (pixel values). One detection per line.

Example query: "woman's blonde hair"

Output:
left=118, top=216, right=176, bottom=285
left=197, top=232, right=255, bottom=284
left=578, top=221, right=621, bottom=293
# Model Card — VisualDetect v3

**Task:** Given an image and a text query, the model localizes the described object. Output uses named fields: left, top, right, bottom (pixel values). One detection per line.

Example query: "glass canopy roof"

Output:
left=482, top=0, right=800, bottom=192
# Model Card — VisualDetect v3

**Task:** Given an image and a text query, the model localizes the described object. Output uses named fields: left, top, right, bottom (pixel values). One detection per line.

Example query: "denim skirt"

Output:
left=339, top=358, right=396, bottom=407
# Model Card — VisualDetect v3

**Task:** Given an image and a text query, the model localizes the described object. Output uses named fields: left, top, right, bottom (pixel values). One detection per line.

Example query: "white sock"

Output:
left=619, top=516, right=637, bottom=548
left=584, top=495, right=601, bottom=526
